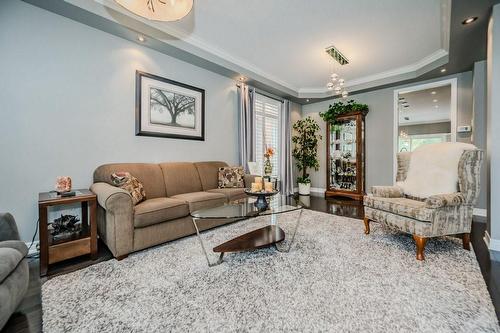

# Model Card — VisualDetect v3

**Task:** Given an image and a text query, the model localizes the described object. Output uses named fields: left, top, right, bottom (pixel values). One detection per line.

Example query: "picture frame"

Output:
left=135, top=71, right=205, bottom=141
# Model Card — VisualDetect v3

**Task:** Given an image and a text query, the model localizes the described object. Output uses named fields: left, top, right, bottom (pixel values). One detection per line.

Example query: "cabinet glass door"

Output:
left=329, top=118, right=357, bottom=191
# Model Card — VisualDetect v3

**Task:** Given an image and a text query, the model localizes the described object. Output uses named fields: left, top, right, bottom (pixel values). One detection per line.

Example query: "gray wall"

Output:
left=473, top=60, right=487, bottom=211
left=399, top=122, right=451, bottom=136
left=302, top=71, right=474, bottom=192
left=487, top=5, right=500, bottom=240
left=0, top=0, right=239, bottom=241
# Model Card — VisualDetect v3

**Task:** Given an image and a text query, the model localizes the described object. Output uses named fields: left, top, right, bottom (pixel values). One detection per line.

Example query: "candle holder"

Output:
left=244, top=189, right=279, bottom=211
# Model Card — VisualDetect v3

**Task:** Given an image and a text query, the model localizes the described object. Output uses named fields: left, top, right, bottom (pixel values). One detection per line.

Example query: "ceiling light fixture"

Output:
left=238, top=76, right=247, bottom=82
left=462, top=16, right=478, bottom=25
left=137, top=35, right=146, bottom=42
left=325, top=45, right=349, bottom=98
left=433, top=99, right=438, bottom=103
left=440, top=68, right=447, bottom=73
left=431, top=91, right=437, bottom=95
left=115, top=0, right=193, bottom=22
left=306, top=99, right=310, bottom=102
left=435, top=105, right=439, bottom=108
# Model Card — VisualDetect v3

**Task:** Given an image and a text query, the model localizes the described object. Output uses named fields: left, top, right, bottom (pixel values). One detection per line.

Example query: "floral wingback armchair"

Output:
left=363, top=143, right=483, bottom=260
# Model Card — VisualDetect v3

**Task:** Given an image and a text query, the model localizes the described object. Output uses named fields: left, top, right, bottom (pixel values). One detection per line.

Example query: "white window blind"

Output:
left=254, top=93, right=281, bottom=177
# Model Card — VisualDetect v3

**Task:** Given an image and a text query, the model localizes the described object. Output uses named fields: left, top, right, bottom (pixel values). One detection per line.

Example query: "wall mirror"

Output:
left=393, top=78, right=457, bottom=180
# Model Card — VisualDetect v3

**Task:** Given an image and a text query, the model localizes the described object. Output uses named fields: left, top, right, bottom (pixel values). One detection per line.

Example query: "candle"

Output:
left=251, top=182, right=262, bottom=192
left=264, top=182, right=273, bottom=192
left=255, top=176, right=262, bottom=185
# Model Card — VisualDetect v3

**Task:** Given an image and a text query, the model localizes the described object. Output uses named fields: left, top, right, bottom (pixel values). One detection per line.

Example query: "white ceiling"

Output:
left=398, top=85, right=451, bottom=125
left=68, top=0, right=450, bottom=97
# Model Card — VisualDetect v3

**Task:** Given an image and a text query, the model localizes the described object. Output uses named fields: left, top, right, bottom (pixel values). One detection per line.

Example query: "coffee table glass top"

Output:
left=190, top=195, right=302, bottom=219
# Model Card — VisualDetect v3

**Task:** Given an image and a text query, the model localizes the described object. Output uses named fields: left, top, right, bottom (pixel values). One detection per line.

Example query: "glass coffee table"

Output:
left=190, top=195, right=303, bottom=267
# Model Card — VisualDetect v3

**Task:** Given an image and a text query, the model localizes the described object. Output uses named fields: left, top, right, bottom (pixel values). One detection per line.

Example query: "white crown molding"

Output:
left=64, top=0, right=451, bottom=98
left=298, top=49, right=449, bottom=95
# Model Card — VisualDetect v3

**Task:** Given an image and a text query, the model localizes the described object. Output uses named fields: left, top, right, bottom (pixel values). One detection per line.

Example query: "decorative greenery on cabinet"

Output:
left=319, top=100, right=368, bottom=129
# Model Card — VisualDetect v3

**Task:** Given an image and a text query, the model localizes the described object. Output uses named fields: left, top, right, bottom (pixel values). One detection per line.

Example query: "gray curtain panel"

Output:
left=280, top=100, right=294, bottom=195
left=237, top=84, right=255, bottom=172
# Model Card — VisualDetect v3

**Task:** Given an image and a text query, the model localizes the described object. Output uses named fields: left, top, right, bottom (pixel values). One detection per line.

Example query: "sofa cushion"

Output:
left=194, top=161, right=228, bottom=190
left=218, top=166, right=245, bottom=188
left=134, top=198, right=189, bottom=228
left=94, top=163, right=166, bottom=199
left=363, top=196, right=434, bottom=222
left=171, top=192, right=227, bottom=212
left=160, top=162, right=203, bottom=197
left=207, top=188, right=247, bottom=201
left=111, top=172, right=146, bottom=205
left=0, top=246, right=25, bottom=283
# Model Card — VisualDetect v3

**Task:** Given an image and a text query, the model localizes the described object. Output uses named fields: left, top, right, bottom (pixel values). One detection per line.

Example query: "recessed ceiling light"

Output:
left=137, top=35, right=146, bottom=42
left=433, top=99, right=438, bottom=103
left=431, top=91, right=437, bottom=95
left=462, top=16, right=478, bottom=25
left=435, top=105, right=439, bottom=108
left=306, top=99, right=310, bottom=102
left=440, top=68, right=447, bottom=73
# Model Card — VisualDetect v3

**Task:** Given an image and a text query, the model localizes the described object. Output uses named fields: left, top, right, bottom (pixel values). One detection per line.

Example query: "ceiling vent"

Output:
left=325, top=45, right=349, bottom=65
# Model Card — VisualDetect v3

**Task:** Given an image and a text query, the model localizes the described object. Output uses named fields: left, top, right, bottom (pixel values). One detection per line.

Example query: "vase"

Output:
left=264, top=158, right=272, bottom=176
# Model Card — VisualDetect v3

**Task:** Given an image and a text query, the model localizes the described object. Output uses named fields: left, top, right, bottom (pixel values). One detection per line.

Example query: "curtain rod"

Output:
left=236, top=83, right=285, bottom=103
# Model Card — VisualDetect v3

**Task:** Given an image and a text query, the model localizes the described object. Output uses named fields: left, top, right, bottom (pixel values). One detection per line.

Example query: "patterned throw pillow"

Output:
left=111, top=172, right=146, bottom=205
left=218, top=166, right=245, bottom=188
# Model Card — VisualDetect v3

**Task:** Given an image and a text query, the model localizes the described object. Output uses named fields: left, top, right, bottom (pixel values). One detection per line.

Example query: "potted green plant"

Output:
left=292, top=117, right=322, bottom=195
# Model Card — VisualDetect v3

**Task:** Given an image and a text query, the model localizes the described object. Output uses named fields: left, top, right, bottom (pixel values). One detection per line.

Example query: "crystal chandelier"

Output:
left=325, top=45, right=349, bottom=98
left=115, top=0, right=193, bottom=22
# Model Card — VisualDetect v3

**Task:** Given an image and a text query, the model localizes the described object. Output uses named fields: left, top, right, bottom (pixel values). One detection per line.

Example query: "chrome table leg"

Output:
left=192, top=217, right=224, bottom=267
left=276, top=208, right=303, bottom=253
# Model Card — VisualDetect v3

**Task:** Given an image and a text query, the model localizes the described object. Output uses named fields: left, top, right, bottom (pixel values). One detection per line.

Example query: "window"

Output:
left=254, top=93, right=281, bottom=177
left=398, top=133, right=451, bottom=152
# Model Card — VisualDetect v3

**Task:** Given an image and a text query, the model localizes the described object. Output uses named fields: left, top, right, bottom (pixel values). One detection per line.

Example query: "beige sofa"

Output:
left=90, top=161, right=254, bottom=259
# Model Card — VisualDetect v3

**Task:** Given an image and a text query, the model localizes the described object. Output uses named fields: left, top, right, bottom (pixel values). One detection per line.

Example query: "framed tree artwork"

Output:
left=135, top=71, right=205, bottom=140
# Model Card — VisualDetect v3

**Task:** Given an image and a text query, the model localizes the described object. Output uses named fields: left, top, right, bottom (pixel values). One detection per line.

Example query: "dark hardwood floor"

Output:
left=2, top=196, right=499, bottom=332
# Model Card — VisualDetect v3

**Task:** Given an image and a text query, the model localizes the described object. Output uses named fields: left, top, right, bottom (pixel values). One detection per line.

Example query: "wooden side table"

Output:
left=38, top=189, right=97, bottom=276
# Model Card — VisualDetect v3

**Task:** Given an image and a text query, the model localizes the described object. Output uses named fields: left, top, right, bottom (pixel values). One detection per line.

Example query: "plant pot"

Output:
left=298, top=182, right=311, bottom=196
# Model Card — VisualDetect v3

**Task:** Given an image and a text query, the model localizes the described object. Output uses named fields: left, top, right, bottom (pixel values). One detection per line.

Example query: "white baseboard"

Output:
left=489, top=237, right=500, bottom=253
left=473, top=208, right=487, bottom=217
left=25, top=241, right=39, bottom=256
left=310, top=187, right=325, bottom=194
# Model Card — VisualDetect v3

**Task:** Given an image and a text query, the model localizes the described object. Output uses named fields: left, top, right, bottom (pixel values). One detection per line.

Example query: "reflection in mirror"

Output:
left=397, top=84, right=452, bottom=152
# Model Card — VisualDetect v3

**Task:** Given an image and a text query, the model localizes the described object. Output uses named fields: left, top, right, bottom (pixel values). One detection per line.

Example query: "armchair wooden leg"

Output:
left=363, top=217, right=370, bottom=235
left=462, top=233, right=471, bottom=251
left=412, top=235, right=427, bottom=261
left=116, top=254, right=128, bottom=261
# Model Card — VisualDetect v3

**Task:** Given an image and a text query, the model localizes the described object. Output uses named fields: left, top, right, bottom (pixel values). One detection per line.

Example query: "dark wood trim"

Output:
left=135, top=70, right=205, bottom=141
left=325, top=110, right=368, bottom=201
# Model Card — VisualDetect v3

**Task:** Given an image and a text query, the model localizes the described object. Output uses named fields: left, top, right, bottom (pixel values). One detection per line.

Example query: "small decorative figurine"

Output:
left=55, top=176, right=72, bottom=193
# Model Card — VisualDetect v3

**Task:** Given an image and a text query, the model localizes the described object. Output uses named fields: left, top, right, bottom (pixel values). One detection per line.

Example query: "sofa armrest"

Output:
left=0, top=240, right=29, bottom=257
left=90, top=182, right=134, bottom=258
left=0, top=213, right=20, bottom=242
left=425, top=193, right=466, bottom=209
left=244, top=174, right=259, bottom=188
left=371, top=186, right=404, bottom=198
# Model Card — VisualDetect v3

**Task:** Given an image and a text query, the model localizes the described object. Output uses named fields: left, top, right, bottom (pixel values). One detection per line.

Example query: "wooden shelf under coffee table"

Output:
left=190, top=195, right=303, bottom=267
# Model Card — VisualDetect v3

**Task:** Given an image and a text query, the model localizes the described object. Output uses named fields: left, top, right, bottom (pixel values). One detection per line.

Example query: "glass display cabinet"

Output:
left=325, top=110, right=368, bottom=200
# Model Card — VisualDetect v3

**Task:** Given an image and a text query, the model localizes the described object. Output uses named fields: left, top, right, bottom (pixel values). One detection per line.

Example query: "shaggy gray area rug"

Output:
left=42, top=210, right=499, bottom=332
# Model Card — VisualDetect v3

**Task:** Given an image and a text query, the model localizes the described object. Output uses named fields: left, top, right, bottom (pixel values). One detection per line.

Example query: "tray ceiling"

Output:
left=53, top=0, right=451, bottom=98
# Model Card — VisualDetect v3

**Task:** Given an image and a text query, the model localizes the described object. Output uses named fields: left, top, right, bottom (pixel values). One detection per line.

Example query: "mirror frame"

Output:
left=392, top=78, right=458, bottom=183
